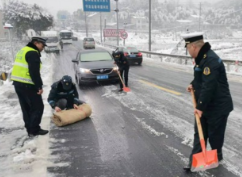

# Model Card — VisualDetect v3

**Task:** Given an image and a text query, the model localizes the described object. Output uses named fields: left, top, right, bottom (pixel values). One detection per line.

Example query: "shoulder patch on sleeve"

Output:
left=203, top=67, right=211, bottom=75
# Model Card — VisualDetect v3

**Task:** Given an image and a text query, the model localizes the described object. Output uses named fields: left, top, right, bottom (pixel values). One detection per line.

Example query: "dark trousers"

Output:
left=56, top=98, right=84, bottom=110
left=189, top=113, right=229, bottom=166
left=119, top=67, right=129, bottom=89
left=14, top=85, right=44, bottom=134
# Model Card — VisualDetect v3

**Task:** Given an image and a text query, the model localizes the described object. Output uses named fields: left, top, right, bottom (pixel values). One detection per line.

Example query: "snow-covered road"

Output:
left=0, top=40, right=241, bottom=177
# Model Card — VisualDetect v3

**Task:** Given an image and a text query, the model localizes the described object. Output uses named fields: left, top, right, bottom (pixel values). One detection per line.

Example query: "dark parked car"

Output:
left=72, top=49, right=119, bottom=86
left=113, top=46, right=143, bottom=65
left=72, top=36, right=78, bottom=41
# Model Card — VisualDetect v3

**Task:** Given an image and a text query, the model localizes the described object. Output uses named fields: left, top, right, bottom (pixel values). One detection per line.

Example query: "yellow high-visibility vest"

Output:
left=11, top=46, right=41, bottom=85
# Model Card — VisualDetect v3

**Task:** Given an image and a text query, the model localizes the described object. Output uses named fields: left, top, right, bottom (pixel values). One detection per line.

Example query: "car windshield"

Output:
left=125, top=47, right=138, bottom=52
left=60, top=32, right=72, bottom=38
left=80, top=52, right=112, bottom=62
left=46, top=37, right=58, bottom=43
left=85, top=38, right=94, bottom=41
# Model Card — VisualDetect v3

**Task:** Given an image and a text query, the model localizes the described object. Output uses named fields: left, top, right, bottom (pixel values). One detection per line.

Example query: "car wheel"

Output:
left=138, top=62, right=142, bottom=65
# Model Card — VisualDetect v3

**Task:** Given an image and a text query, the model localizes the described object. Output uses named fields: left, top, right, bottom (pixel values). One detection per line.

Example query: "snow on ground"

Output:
left=0, top=51, right=54, bottom=177
left=232, top=31, right=242, bottom=38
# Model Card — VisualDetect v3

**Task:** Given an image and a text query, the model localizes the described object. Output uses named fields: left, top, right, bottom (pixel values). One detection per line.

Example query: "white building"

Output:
left=131, top=16, right=148, bottom=29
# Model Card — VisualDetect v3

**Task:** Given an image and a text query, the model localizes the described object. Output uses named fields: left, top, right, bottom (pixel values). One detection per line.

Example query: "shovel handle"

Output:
left=191, top=89, right=208, bottom=162
left=191, top=89, right=204, bottom=140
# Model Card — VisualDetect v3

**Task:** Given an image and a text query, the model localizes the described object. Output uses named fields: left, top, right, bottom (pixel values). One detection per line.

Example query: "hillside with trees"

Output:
left=3, top=0, right=53, bottom=38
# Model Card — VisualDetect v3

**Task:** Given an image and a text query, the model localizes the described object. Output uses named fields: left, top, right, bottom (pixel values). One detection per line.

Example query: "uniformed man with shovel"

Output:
left=112, top=51, right=130, bottom=92
left=181, top=32, right=233, bottom=172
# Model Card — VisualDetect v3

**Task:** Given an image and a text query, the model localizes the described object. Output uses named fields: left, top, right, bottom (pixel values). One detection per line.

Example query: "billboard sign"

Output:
left=103, top=29, right=125, bottom=37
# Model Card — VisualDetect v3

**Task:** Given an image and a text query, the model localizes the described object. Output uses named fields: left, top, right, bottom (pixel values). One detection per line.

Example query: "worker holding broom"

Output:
left=181, top=32, right=233, bottom=172
left=112, top=51, right=130, bottom=92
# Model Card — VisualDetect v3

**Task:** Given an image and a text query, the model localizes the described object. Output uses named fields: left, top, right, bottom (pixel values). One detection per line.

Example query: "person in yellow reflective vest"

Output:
left=11, top=37, right=49, bottom=137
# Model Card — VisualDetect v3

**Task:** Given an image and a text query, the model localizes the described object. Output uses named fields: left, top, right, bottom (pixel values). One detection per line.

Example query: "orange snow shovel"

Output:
left=117, top=70, right=130, bottom=92
left=190, top=89, right=219, bottom=172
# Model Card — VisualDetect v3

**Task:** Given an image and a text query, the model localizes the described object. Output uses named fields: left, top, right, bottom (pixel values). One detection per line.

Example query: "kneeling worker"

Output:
left=48, top=75, right=84, bottom=112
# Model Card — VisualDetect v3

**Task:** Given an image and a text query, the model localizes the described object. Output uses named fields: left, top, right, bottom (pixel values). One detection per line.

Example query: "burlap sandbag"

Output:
left=52, top=104, right=92, bottom=127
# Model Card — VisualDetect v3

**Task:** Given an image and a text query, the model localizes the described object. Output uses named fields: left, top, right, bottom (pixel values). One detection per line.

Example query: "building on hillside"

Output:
left=131, top=16, right=148, bottom=30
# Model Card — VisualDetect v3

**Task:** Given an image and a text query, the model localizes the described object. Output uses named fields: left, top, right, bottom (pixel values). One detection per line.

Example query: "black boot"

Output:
left=28, top=129, right=49, bottom=137
left=37, top=129, right=49, bottom=135
left=118, top=88, right=123, bottom=92
left=217, top=152, right=223, bottom=161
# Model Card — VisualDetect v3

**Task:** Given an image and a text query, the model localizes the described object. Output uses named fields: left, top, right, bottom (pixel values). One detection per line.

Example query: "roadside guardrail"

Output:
left=98, top=42, right=242, bottom=74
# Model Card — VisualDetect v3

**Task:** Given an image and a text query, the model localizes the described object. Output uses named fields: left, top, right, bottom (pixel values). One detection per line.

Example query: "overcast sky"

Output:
left=11, top=0, right=222, bottom=17
left=5, top=0, right=84, bottom=16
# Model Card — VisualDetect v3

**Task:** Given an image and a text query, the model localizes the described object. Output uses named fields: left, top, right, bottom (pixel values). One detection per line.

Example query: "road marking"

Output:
left=139, top=80, right=182, bottom=96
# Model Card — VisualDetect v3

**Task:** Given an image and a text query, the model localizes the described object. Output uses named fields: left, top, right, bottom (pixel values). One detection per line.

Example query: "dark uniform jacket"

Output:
left=113, top=51, right=130, bottom=70
left=192, top=42, right=233, bottom=116
left=48, top=81, right=79, bottom=109
left=13, top=42, right=43, bottom=91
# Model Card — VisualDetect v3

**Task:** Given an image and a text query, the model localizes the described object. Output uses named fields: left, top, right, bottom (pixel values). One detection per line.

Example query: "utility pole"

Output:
left=104, top=18, right=106, bottom=42
left=100, top=12, right=102, bottom=43
left=85, top=12, right=88, bottom=37
left=149, top=0, right=151, bottom=54
left=186, top=28, right=189, bottom=55
left=199, top=2, right=201, bottom=31
left=114, top=0, right=119, bottom=46
left=123, top=22, right=127, bottom=46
